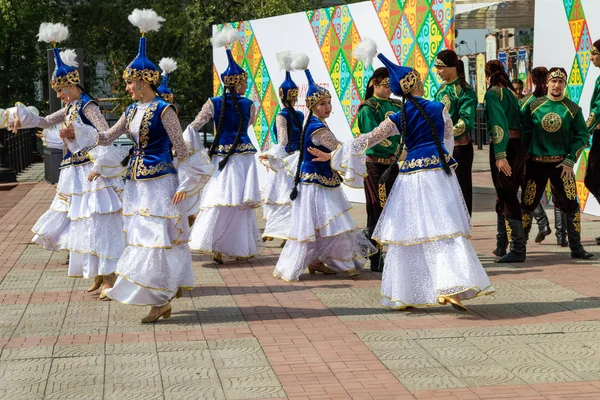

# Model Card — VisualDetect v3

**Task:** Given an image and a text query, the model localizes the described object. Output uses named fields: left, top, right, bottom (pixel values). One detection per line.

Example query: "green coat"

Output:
left=587, top=76, right=600, bottom=134
left=484, top=86, right=521, bottom=160
left=435, top=78, right=477, bottom=141
left=357, top=96, right=402, bottom=158
left=521, top=96, right=589, bottom=168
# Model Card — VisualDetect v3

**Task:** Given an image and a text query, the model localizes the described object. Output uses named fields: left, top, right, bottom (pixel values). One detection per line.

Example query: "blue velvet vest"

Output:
left=125, top=97, right=177, bottom=180
left=273, top=108, right=304, bottom=154
left=389, top=98, right=456, bottom=174
left=59, top=93, right=97, bottom=170
left=211, top=93, right=256, bottom=155
left=299, top=116, right=341, bottom=188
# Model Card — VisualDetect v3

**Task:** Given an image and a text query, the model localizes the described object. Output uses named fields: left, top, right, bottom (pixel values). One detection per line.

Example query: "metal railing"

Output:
left=0, top=128, right=41, bottom=182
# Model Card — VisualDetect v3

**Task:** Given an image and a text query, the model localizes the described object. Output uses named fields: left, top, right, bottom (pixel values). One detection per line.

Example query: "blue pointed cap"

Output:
left=377, top=53, right=420, bottom=96
left=157, top=75, right=173, bottom=103
left=123, top=37, right=160, bottom=86
left=304, top=69, right=331, bottom=109
left=279, top=71, right=299, bottom=102
left=221, top=49, right=248, bottom=87
left=51, top=47, right=80, bottom=89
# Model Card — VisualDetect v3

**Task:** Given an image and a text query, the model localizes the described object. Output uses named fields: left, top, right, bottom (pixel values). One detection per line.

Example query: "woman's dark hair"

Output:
left=365, top=67, right=390, bottom=100
left=531, top=67, right=548, bottom=98
left=290, top=109, right=312, bottom=201
left=282, top=99, right=302, bottom=147
left=207, top=85, right=246, bottom=171
left=437, top=50, right=468, bottom=90
left=379, top=94, right=451, bottom=183
left=485, top=60, right=516, bottom=93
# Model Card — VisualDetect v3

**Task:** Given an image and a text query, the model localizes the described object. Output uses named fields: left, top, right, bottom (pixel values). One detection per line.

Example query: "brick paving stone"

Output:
left=1, top=149, right=600, bottom=398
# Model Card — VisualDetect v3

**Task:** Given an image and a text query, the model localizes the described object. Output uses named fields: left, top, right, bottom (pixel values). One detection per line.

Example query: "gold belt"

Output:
left=529, top=155, right=565, bottom=163
left=366, top=155, right=395, bottom=165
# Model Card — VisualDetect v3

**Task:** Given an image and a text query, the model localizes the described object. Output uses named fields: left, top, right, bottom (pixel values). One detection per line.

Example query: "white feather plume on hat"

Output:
left=352, top=38, right=378, bottom=67
left=159, top=58, right=177, bottom=77
left=210, top=26, right=240, bottom=48
left=291, top=53, right=310, bottom=70
left=128, top=9, right=165, bottom=34
left=37, top=23, right=69, bottom=45
left=276, top=51, right=294, bottom=72
left=59, top=49, right=79, bottom=68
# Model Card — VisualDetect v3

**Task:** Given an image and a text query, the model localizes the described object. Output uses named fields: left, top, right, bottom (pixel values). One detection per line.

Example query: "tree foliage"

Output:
left=1, top=0, right=321, bottom=118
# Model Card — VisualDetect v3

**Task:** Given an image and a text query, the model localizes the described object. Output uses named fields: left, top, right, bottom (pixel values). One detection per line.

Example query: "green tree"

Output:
left=2, top=0, right=321, bottom=118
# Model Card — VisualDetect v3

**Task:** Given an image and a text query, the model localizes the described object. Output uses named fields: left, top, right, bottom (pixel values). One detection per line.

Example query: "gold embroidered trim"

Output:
left=441, top=94, right=451, bottom=112
left=160, top=93, right=174, bottom=103
left=376, top=232, right=471, bottom=247
left=547, top=69, right=567, bottom=83
left=123, top=67, right=161, bottom=86
left=434, top=58, right=447, bottom=68
left=279, top=87, right=299, bottom=102
left=563, top=177, right=577, bottom=200
left=132, top=161, right=175, bottom=178
left=400, top=153, right=451, bottom=170
left=222, top=72, right=248, bottom=86
left=51, top=70, right=80, bottom=89
left=300, top=171, right=341, bottom=187
left=562, top=158, right=575, bottom=168
left=492, top=126, right=504, bottom=144
left=522, top=213, right=531, bottom=229
left=529, top=155, right=565, bottom=163
left=400, top=70, right=420, bottom=94
left=587, top=112, right=596, bottom=129
left=573, top=210, right=581, bottom=233
left=541, top=112, right=562, bottom=133
left=140, top=101, right=159, bottom=149
left=454, top=119, right=466, bottom=137
left=378, top=183, right=387, bottom=208
left=592, top=45, right=600, bottom=56
left=495, top=151, right=507, bottom=160
left=505, top=219, right=512, bottom=242
left=306, top=88, right=331, bottom=109
left=523, top=180, right=537, bottom=206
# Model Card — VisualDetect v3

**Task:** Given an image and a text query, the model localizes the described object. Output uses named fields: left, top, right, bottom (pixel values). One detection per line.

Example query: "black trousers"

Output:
left=585, top=130, right=600, bottom=199
left=365, top=162, right=398, bottom=233
left=453, top=141, right=474, bottom=216
left=521, top=160, right=580, bottom=227
left=490, top=138, right=525, bottom=220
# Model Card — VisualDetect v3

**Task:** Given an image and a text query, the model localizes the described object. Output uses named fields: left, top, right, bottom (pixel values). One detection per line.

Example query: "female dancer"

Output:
left=10, top=23, right=125, bottom=299
left=311, top=43, right=493, bottom=310
left=260, top=51, right=304, bottom=242
left=272, top=54, right=374, bottom=282
left=61, top=10, right=208, bottom=322
left=187, top=27, right=263, bottom=263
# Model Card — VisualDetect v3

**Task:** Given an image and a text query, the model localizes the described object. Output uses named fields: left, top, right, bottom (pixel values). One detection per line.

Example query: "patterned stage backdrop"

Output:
left=213, top=0, right=455, bottom=149
left=213, top=21, right=281, bottom=152
left=535, top=0, right=599, bottom=215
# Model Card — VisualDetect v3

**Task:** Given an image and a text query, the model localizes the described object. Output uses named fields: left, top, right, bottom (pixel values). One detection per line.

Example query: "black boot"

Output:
left=492, top=214, right=508, bottom=257
left=365, top=228, right=384, bottom=272
left=533, top=204, right=551, bottom=243
left=596, top=236, right=600, bottom=246
left=496, top=218, right=526, bottom=263
left=567, top=211, right=594, bottom=259
left=555, top=208, right=568, bottom=247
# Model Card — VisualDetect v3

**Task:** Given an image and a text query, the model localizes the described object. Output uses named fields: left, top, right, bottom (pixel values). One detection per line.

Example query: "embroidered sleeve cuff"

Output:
left=494, top=151, right=507, bottom=160
left=330, top=139, right=368, bottom=189
left=453, top=119, right=466, bottom=137
left=175, top=145, right=214, bottom=195
left=87, top=145, right=129, bottom=178
left=66, top=122, right=99, bottom=154
left=562, top=158, right=575, bottom=168
left=41, top=124, right=66, bottom=150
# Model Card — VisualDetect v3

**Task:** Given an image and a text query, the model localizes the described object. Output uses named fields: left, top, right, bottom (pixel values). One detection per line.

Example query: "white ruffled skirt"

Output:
left=261, top=167, right=294, bottom=239
left=189, top=153, right=263, bottom=258
left=31, top=162, right=125, bottom=279
left=105, top=174, right=194, bottom=306
left=273, top=183, right=374, bottom=282
left=375, top=169, right=494, bottom=308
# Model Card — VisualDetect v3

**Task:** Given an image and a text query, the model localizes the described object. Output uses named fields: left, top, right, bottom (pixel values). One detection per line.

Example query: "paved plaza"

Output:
left=1, top=149, right=600, bottom=399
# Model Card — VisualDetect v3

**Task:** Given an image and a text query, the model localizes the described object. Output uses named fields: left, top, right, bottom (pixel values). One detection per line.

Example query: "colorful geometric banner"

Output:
left=213, top=22, right=280, bottom=151
left=563, top=0, right=592, bottom=103
left=371, top=0, right=455, bottom=100
left=306, top=6, right=373, bottom=136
